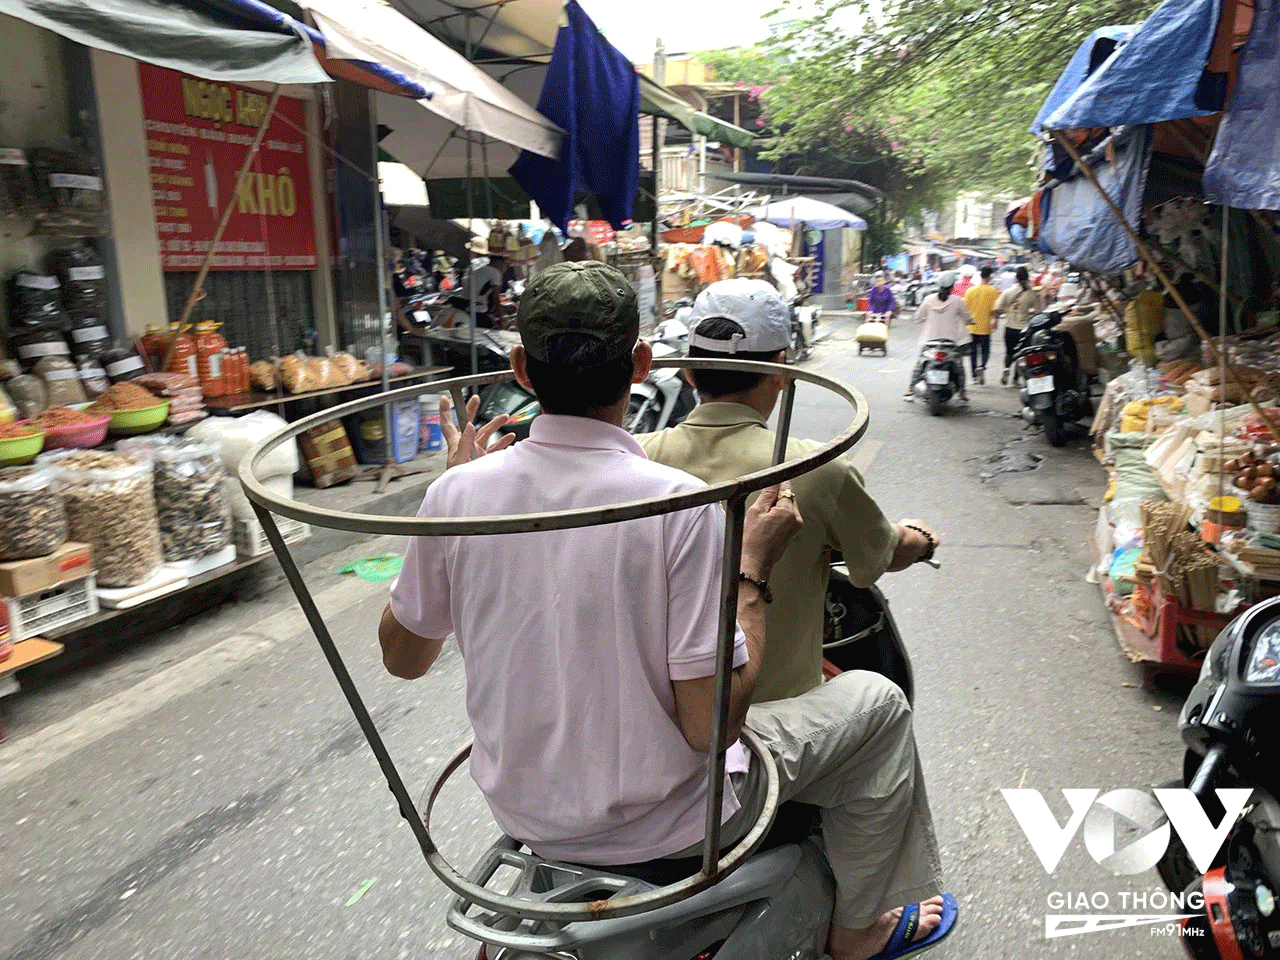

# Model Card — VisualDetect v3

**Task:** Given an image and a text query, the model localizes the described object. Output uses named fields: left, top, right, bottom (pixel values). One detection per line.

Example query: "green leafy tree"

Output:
left=763, top=0, right=1161, bottom=198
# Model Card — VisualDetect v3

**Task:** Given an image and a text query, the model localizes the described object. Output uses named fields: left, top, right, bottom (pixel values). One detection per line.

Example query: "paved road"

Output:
left=0, top=316, right=1190, bottom=959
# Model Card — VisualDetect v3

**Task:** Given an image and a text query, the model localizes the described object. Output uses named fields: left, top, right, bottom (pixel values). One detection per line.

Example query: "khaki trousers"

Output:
left=674, top=672, right=944, bottom=928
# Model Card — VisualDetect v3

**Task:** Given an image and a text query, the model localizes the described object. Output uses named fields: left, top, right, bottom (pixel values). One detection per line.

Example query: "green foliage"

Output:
left=695, top=0, right=1162, bottom=209
left=863, top=213, right=903, bottom=266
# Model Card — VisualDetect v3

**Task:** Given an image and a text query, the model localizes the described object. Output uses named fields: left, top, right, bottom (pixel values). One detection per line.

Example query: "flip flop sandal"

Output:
left=867, top=892, right=959, bottom=960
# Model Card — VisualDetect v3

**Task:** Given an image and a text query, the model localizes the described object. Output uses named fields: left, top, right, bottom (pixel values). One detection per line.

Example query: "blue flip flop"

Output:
left=867, top=892, right=958, bottom=960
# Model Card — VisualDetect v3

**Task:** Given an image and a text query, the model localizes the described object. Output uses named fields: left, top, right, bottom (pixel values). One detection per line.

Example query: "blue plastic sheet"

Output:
left=1040, top=127, right=1153, bottom=273
left=1030, top=25, right=1138, bottom=134
left=1044, top=0, right=1221, bottom=131
left=509, top=0, right=639, bottom=232
left=1203, top=0, right=1280, bottom=210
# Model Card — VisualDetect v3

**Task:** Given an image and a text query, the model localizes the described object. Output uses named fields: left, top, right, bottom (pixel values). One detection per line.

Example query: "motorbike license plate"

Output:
left=925, top=370, right=951, bottom=385
left=1027, top=375, right=1055, bottom=395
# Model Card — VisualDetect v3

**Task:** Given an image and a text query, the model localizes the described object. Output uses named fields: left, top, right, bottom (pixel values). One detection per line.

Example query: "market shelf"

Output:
left=202, top=366, right=453, bottom=415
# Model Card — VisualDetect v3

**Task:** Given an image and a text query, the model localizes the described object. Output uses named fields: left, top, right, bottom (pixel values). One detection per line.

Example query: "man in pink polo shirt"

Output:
left=380, top=262, right=951, bottom=960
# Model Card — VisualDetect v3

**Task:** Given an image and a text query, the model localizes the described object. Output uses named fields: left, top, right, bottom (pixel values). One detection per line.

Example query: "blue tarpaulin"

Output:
left=1043, top=0, right=1221, bottom=131
left=1203, top=0, right=1280, bottom=210
left=509, top=0, right=639, bottom=232
left=1030, top=25, right=1138, bottom=134
left=1040, top=126, right=1153, bottom=273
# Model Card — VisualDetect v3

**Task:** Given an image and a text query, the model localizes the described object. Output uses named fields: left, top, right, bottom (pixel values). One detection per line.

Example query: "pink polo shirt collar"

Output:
left=528, top=413, right=649, bottom=458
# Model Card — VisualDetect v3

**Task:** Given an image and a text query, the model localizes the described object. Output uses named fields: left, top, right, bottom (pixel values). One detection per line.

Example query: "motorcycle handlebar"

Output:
left=1188, top=742, right=1230, bottom=801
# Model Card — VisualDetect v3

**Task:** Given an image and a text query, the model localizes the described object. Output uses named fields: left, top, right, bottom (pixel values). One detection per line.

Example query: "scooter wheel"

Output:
left=1042, top=409, right=1068, bottom=447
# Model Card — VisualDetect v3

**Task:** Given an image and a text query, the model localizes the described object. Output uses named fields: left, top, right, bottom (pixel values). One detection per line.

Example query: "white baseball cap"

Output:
left=687, top=279, right=790, bottom=354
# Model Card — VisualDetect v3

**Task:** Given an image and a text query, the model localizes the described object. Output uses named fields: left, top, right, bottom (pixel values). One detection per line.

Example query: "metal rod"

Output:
left=373, top=113, right=394, bottom=469
left=241, top=360, right=870, bottom=538
left=702, top=495, right=746, bottom=876
left=249, top=502, right=436, bottom=862
left=772, top=380, right=797, bottom=466
left=1219, top=207, right=1230, bottom=506
left=165, top=86, right=282, bottom=369
left=1051, top=130, right=1280, bottom=446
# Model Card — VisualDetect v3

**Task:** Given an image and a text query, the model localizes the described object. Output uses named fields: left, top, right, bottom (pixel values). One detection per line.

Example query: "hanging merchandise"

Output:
left=9, top=270, right=69, bottom=328
left=29, top=148, right=105, bottom=232
left=194, top=322, right=227, bottom=398
left=45, top=451, right=161, bottom=588
left=33, top=355, right=86, bottom=407
left=0, top=149, right=38, bottom=218
left=49, top=246, right=106, bottom=319
left=0, top=466, right=67, bottom=561
left=101, top=346, right=146, bottom=383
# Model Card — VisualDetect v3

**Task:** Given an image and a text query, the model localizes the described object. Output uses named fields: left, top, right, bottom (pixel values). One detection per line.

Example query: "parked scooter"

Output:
left=790, top=299, right=821, bottom=362
left=1154, top=597, right=1280, bottom=958
left=912, top=339, right=965, bottom=416
left=626, top=340, right=697, bottom=434
left=450, top=557, right=931, bottom=960
left=1015, top=310, right=1090, bottom=447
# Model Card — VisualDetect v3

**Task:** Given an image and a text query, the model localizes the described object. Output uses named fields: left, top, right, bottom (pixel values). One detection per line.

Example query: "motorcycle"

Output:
left=790, top=300, right=821, bottom=362
left=1155, top=597, right=1280, bottom=959
left=451, top=558, right=927, bottom=960
left=1015, top=310, right=1090, bottom=447
left=912, top=339, right=965, bottom=416
left=625, top=340, right=698, bottom=435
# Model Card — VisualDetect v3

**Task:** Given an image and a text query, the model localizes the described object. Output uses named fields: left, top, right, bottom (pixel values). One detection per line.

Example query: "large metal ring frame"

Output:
left=240, top=357, right=869, bottom=924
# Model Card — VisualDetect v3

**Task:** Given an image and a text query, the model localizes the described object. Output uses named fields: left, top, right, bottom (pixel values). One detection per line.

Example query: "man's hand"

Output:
left=888, top=518, right=941, bottom=571
left=440, top=393, right=517, bottom=470
left=741, top=482, right=803, bottom=579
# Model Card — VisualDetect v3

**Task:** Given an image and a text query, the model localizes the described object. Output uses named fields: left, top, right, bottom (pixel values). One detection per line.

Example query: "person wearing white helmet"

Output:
left=903, top=271, right=973, bottom=401
left=638, top=277, right=950, bottom=960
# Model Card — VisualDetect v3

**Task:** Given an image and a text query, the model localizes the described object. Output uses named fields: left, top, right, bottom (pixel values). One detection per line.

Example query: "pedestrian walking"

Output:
left=993, top=267, right=1042, bottom=386
left=963, top=266, right=999, bottom=385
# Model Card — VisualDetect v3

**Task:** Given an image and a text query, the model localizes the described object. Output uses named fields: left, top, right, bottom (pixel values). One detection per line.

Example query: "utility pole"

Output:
left=649, top=38, right=666, bottom=256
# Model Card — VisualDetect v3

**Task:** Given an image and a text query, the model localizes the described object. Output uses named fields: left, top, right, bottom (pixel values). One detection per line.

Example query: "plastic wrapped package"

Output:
left=330, top=352, right=369, bottom=383
left=10, top=324, right=70, bottom=371
left=0, top=385, right=15, bottom=424
left=34, top=356, right=86, bottom=406
left=8, top=271, right=68, bottom=328
left=46, top=451, right=161, bottom=586
left=0, top=466, right=66, bottom=560
left=187, top=411, right=298, bottom=521
left=49, top=245, right=105, bottom=318
left=6, top=374, right=46, bottom=419
left=30, top=148, right=105, bottom=230
left=133, top=372, right=198, bottom=395
left=249, top=360, right=277, bottom=391
left=116, top=438, right=231, bottom=561
left=67, top=316, right=111, bottom=360
left=101, top=346, right=146, bottom=383
left=0, top=148, right=38, bottom=217
left=76, top=359, right=110, bottom=399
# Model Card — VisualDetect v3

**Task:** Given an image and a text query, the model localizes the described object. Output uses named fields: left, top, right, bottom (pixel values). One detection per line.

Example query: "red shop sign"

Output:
left=138, top=63, right=316, bottom=272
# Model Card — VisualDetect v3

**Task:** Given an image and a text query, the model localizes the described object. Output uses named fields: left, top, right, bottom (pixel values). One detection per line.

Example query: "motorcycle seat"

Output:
left=448, top=832, right=820, bottom=956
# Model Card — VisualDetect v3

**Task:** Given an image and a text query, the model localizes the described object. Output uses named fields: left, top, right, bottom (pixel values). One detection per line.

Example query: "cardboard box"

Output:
left=0, top=542, right=94, bottom=598
left=299, top=420, right=358, bottom=488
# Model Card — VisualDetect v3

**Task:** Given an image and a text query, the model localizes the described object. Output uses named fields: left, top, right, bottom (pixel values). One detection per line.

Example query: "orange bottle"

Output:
left=229, top=347, right=247, bottom=395
left=166, top=328, right=197, bottom=380
left=195, top=322, right=228, bottom=397
left=140, top=324, right=167, bottom=371
left=239, top=349, right=251, bottom=393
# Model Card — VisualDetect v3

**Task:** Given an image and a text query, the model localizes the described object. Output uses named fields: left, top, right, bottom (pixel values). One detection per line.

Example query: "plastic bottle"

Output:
left=234, top=347, right=250, bottom=395
left=140, top=324, right=167, bottom=370
left=195, top=322, right=227, bottom=397
left=166, top=328, right=197, bottom=380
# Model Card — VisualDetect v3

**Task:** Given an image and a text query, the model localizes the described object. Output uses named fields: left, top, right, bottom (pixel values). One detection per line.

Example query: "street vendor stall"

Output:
left=1024, top=0, right=1280, bottom=678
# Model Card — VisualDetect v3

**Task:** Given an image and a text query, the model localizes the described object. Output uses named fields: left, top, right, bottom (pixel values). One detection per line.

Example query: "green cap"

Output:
left=518, top=261, right=639, bottom=362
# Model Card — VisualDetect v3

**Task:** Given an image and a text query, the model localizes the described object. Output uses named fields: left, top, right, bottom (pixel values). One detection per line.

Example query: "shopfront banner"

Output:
left=138, top=62, right=316, bottom=271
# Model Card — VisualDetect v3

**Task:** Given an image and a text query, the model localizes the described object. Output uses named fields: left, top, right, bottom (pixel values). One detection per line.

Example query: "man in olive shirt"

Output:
left=638, top=279, right=941, bottom=703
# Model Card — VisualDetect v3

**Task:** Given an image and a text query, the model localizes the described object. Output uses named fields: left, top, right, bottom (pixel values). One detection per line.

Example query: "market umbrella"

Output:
left=748, top=197, right=869, bottom=232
